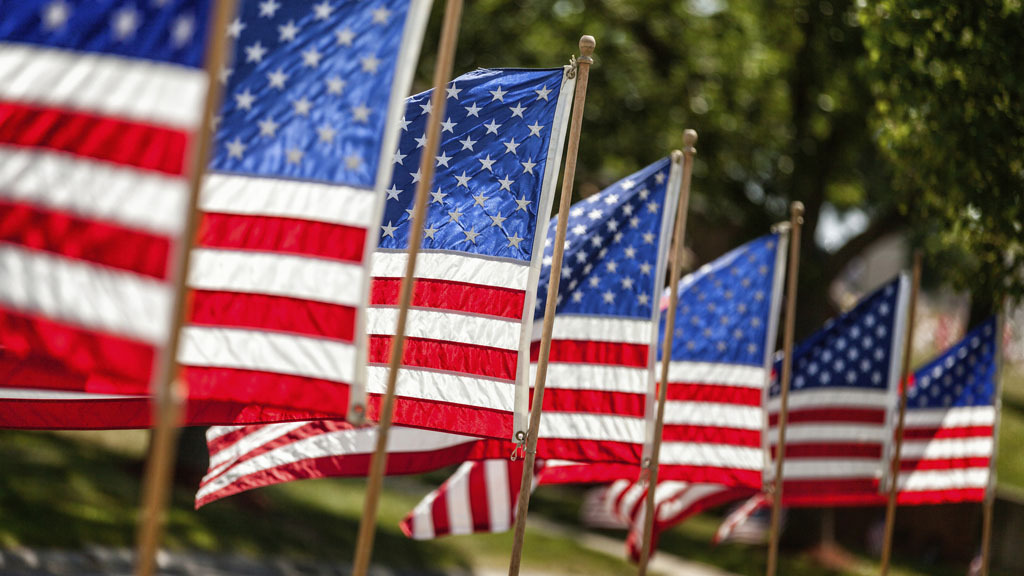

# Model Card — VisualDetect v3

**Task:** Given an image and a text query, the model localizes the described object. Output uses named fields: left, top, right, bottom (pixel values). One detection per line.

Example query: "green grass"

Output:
left=997, top=365, right=1024, bottom=494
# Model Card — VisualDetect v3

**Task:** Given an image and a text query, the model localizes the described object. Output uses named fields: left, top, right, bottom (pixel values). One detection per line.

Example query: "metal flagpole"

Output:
left=134, top=1, right=237, bottom=575
left=980, top=299, right=1007, bottom=576
left=507, top=35, right=595, bottom=576
left=879, top=249, right=922, bottom=576
left=765, top=201, right=804, bottom=576
left=351, top=0, right=463, bottom=574
left=636, top=131, right=697, bottom=576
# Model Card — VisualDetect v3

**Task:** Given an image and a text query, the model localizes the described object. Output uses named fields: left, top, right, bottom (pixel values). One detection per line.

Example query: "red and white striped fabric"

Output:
left=0, top=3, right=212, bottom=426
left=400, top=459, right=529, bottom=539
left=712, top=492, right=768, bottom=545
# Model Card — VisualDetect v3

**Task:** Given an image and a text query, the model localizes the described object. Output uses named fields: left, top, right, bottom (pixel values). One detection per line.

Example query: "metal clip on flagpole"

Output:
left=765, top=201, right=804, bottom=576
left=133, top=2, right=237, bottom=575
left=507, top=35, right=595, bottom=576
left=980, top=298, right=1007, bottom=576
left=879, top=249, right=921, bottom=576
left=636, top=131, right=697, bottom=576
left=351, top=1, right=464, bottom=574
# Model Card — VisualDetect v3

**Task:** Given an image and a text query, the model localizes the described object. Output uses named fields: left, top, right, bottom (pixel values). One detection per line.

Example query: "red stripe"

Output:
left=430, top=481, right=451, bottom=535
left=506, top=460, right=524, bottom=524
left=371, top=278, right=525, bottom=320
left=900, top=457, right=991, bottom=471
left=783, top=491, right=886, bottom=508
left=0, top=306, right=154, bottom=394
left=366, top=394, right=514, bottom=441
left=661, top=424, right=761, bottom=447
left=469, top=463, right=492, bottom=531
left=658, top=464, right=762, bottom=488
left=538, top=462, right=641, bottom=486
left=535, top=437, right=644, bottom=464
left=773, top=443, right=881, bottom=459
left=897, top=488, right=986, bottom=505
left=0, top=202, right=171, bottom=279
left=190, top=291, right=356, bottom=342
left=182, top=366, right=351, bottom=417
left=903, top=425, right=994, bottom=440
left=769, top=407, right=886, bottom=426
left=538, top=388, right=646, bottom=417
left=655, top=486, right=755, bottom=529
left=0, top=101, right=189, bottom=175
left=198, top=213, right=366, bottom=264
left=665, top=382, right=762, bottom=406
left=532, top=339, right=649, bottom=367
left=368, top=335, right=517, bottom=382
left=783, top=478, right=879, bottom=497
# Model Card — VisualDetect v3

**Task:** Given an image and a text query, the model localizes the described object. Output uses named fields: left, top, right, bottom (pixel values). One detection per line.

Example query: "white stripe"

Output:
left=783, top=459, right=882, bottom=480
left=0, top=146, right=188, bottom=235
left=208, top=421, right=309, bottom=470
left=367, top=307, right=521, bottom=351
left=0, top=388, right=144, bottom=400
left=899, top=468, right=989, bottom=492
left=485, top=460, right=512, bottom=532
left=372, top=250, right=529, bottom=291
left=666, top=362, right=765, bottom=388
left=0, top=43, right=206, bottom=129
left=206, top=425, right=244, bottom=441
left=538, top=413, right=646, bottom=443
left=0, top=244, right=171, bottom=344
left=770, top=423, right=889, bottom=444
left=365, top=366, right=514, bottom=412
left=179, top=326, right=356, bottom=384
left=538, top=315, right=652, bottom=345
left=664, top=402, right=762, bottom=430
left=618, top=483, right=647, bottom=523
left=200, top=173, right=377, bottom=228
left=904, top=406, right=996, bottom=429
left=901, top=437, right=994, bottom=461
left=445, top=463, right=475, bottom=536
left=410, top=489, right=438, bottom=540
left=188, top=248, right=365, bottom=308
left=659, top=443, right=763, bottom=470
left=767, top=388, right=891, bottom=412
left=657, top=484, right=726, bottom=523
left=531, top=363, right=648, bottom=394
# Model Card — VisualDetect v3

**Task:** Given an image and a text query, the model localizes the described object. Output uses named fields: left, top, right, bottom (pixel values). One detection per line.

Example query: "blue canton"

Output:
left=535, top=157, right=672, bottom=320
left=662, top=234, right=782, bottom=366
left=770, top=277, right=903, bottom=397
left=909, top=317, right=997, bottom=410
left=377, top=68, right=566, bottom=262
left=210, top=0, right=410, bottom=187
left=1, top=0, right=212, bottom=67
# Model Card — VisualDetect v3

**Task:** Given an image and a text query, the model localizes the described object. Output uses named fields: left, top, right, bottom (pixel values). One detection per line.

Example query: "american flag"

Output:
left=770, top=276, right=910, bottom=506
left=365, top=66, right=575, bottom=439
left=897, top=317, right=998, bottom=504
left=530, top=157, right=680, bottom=463
left=179, top=0, right=429, bottom=419
left=0, top=1, right=214, bottom=426
left=657, top=233, right=788, bottom=488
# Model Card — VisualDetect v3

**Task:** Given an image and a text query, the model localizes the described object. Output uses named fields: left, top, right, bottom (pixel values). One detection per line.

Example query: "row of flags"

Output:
left=0, top=0, right=1003, bottom=567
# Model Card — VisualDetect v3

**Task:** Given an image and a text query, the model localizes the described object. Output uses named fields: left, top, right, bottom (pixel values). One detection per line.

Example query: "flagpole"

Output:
left=636, top=131, right=697, bottom=576
left=765, top=201, right=804, bottom=576
left=879, top=249, right=922, bottom=576
left=351, top=0, right=463, bottom=574
left=134, top=1, right=236, bottom=575
left=980, top=300, right=1007, bottom=576
left=507, top=35, right=595, bottom=576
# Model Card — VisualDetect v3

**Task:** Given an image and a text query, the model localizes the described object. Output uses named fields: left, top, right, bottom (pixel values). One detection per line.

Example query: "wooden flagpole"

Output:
left=351, top=0, right=463, bottom=574
left=765, top=201, right=804, bottom=576
left=134, top=1, right=237, bottom=575
left=635, top=131, right=697, bottom=576
left=980, top=300, right=1007, bottom=576
left=879, top=249, right=922, bottom=576
left=507, top=35, right=595, bottom=576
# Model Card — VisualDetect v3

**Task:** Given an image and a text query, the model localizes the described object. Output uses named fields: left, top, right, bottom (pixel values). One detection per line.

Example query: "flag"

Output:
left=712, top=492, right=769, bottom=545
left=399, top=459, right=531, bottom=540
left=180, top=0, right=431, bottom=419
left=0, top=1, right=215, bottom=426
left=529, top=157, right=681, bottom=463
left=897, top=317, right=997, bottom=504
left=657, top=233, right=788, bottom=488
left=769, top=276, right=910, bottom=506
left=365, top=66, right=576, bottom=439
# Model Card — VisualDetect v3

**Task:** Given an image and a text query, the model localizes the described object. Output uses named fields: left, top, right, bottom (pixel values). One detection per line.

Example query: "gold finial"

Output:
left=791, top=201, right=805, bottom=224
left=683, top=129, right=698, bottom=156
left=578, top=35, right=596, bottom=63
left=670, top=149, right=683, bottom=164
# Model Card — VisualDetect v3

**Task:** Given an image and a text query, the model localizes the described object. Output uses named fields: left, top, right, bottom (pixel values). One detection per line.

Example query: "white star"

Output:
left=572, top=292, right=584, bottom=303
left=286, top=149, right=303, bottom=164
left=352, top=104, right=371, bottom=123
left=448, top=207, right=465, bottom=223
left=393, top=150, right=406, bottom=165
left=42, top=1, right=71, bottom=31
left=171, top=14, right=195, bottom=48
left=484, top=119, right=501, bottom=134
left=535, top=85, right=552, bottom=100
left=245, top=41, right=267, bottom=63
left=459, top=135, right=477, bottom=151
left=293, top=98, right=312, bottom=116
left=111, top=5, right=140, bottom=41
left=385, top=185, right=401, bottom=201
left=643, top=232, right=655, bottom=244
left=490, top=212, right=507, bottom=227
left=503, top=138, right=520, bottom=155
left=497, top=175, right=514, bottom=191
left=622, top=179, right=636, bottom=190
left=345, top=153, right=362, bottom=169
left=603, top=194, right=619, bottom=205
left=318, top=125, right=336, bottom=143
left=572, top=224, right=586, bottom=235
left=447, top=84, right=462, bottom=99
left=361, top=55, right=381, bottom=74
left=472, top=192, right=488, bottom=207
left=624, top=246, right=636, bottom=258
left=398, top=117, right=411, bottom=131
left=621, top=277, right=634, bottom=289
left=234, top=89, right=256, bottom=111
left=414, top=134, right=428, bottom=148
left=441, top=117, right=457, bottom=133
left=465, top=102, right=482, bottom=117
left=419, top=101, right=433, bottom=116
left=521, top=159, right=537, bottom=174
left=527, top=122, right=544, bottom=138
left=372, top=6, right=391, bottom=24
left=226, top=17, right=245, bottom=39
left=218, top=66, right=232, bottom=85
left=508, top=234, right=524, bottom=248
left=381, top=221, right=398, bottom=238
left=637, top=293, right=649, bottom=306
left=603, top=291, right=615, bottom=304
left=606, top=261, right=618, bottom=273
left=279, top=20, right=299, bottom=42
left=587, top=209, right=602, bottom=220
left=430, top=188, right=448, bottom=203
left=226, top=138, right=245, bottom=159
left=509, top=103, right=526, bottom=118
left=515, top=197, right=531, bottom=211
left=455, top=172, right=472, bottom=188
left=410, top=168, right=422, bottom=183
left=326, top=77, right=345, bottom=95
left=424, top=226, right=438, bottom=239
left=640, top=262, right=652, bottom=275
left=336, top=27, right=355, bottom=46
left=490, top=86, right=507, bottom=101
left=259, top=0, right=281, bottom=17
left=266, top=68, right=288, bottom=89
left=258, top=117, right=279, bottom=137
left=479, top=155, right=496, bottom=172
left=435, top=151, right=452, bottom=167
left=313, top=1, right=332, bottom=20
left=302, top=47, right=322, bottom=68
left=655, top=172, right=666, bottom=184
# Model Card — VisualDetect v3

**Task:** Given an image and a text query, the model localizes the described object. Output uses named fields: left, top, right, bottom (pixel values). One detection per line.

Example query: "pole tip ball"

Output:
left=791, top=201, right=805, bottom=216
left=683, top=129, right=698, bottom=147
left=671, top=150, right=684, bottom=163
left=579, top=35, right=596, bottom=56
